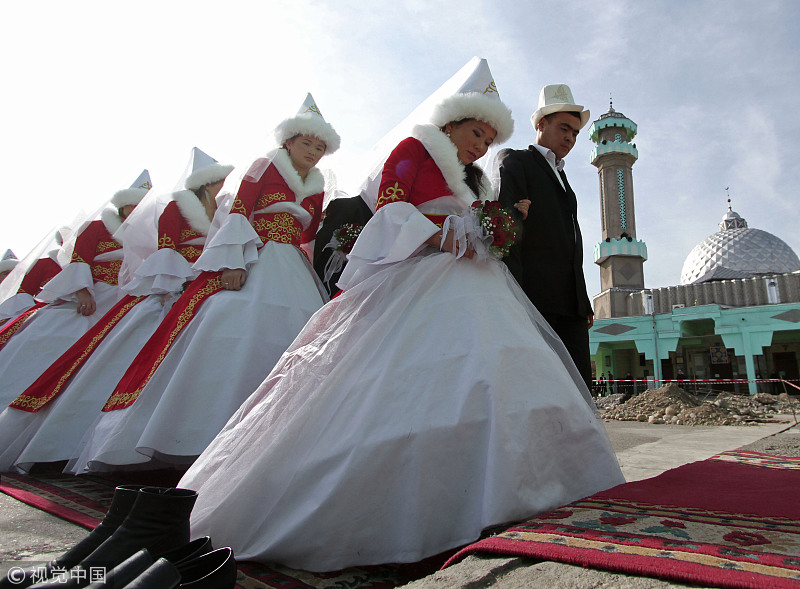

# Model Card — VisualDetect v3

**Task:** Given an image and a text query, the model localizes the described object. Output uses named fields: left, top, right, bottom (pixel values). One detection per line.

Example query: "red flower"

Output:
left=471, top=200, right=482, bottom=209
left=660, top=520, right=686, bottom=529
left=484, top=200, right=501, bottom=213
left=599, top=516, right=637, bottom=526
left=490, top=215, right=504, bottom=228
left=492, top=228, right=507, bottom=246
left=723, top=531, right=771, bottom=546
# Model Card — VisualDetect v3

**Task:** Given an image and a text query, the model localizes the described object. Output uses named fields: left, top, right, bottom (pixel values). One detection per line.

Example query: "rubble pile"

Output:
left=599, top=382, right=799, bottom=426
left=594, top=393, right=626, bottom=410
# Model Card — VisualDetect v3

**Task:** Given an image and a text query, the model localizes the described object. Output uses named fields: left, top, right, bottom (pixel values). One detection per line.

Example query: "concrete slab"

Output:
left=605, top=419, right=795, bottom=481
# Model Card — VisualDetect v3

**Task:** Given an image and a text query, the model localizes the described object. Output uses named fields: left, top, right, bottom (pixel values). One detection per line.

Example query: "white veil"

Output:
left=356, top=56, right=507, bottom=212
left=0, top=223, right=79, bottom=306
left=115, top=162, right=191, bottom=290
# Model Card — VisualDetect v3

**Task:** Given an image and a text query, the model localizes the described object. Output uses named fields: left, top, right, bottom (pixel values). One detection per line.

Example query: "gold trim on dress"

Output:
left=103, top=276, right=224, bottom=411
left=10, top=297, right=145, bottom=412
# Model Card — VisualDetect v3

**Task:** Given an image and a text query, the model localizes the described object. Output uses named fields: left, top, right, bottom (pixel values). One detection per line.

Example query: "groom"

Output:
left=495, top=84, right=594, bottom=388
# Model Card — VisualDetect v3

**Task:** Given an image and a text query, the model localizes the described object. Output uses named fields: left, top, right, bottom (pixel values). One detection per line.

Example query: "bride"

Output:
left=179, top=58, right=624, bottom=572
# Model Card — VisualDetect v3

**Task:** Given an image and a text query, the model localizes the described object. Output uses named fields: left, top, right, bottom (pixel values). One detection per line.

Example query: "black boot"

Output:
left=121, top=548, right=237, bottom=589
left=81, top=538, right=212, bottom=589
left=85, top=550, right=153, bottom=588
left=30, top=487, right=197, bottom=589
left=0, top=485, right=142, bottom=589
left=175, top=548, right=237, bottom=589
left=118, top=559, right=180, bottom=589
left=158, top=537, right=212, bottom=567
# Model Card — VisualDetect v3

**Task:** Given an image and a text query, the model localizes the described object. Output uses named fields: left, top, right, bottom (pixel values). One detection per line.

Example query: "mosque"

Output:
left=587, top=104, right=800, bottom=395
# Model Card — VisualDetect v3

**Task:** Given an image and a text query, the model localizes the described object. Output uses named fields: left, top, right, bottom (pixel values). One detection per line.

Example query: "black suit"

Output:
left=496, top=146, right=593, bottom=387
left=313, top=194, right=373, bottom=296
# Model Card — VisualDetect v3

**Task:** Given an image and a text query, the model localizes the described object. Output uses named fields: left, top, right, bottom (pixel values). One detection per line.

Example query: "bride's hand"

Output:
left=220, top=268, right=247, bottom=290
left=76, top=288, right=96, bottom=316
left=426, top=229, right=475, bottom=259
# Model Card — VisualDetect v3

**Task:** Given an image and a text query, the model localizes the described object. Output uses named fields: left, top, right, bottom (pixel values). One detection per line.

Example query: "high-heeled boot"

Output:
left=30, top=487, right=197, bottom=589
left=0, top=485, right=143, bottom=589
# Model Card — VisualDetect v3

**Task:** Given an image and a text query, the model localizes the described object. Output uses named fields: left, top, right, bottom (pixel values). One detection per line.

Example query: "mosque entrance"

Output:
left=771, top=351, right=799, bottom=389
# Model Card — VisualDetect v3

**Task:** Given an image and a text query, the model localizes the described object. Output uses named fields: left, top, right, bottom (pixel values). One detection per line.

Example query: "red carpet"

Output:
left=446, top=450, right=800, bottom=589
left=0, top=472, right=445, bottom=588
left=0, top=472, right=116, bottom=530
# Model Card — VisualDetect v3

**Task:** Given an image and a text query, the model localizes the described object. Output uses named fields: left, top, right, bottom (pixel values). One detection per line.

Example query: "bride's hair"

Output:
left=464, top=163, right=486, bottom=197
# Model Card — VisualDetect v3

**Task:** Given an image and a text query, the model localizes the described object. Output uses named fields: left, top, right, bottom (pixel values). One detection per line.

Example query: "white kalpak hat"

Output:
left=111, top=169, right=153, bottom=208
left=0, top=250, right=18, bottom=275
left=531, top=84, right=590, bottom=131
left=184, top=147, right=234, bottom=191
left=273, top=93, right=341, bottom=154
left=429, top=58, right=514, bottom=144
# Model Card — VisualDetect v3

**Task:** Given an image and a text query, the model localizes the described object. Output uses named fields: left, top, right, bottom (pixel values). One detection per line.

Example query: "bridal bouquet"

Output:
left=321, top=222, right=365, bottom=287
left=330, top=223, right=364, bottom=255
left=471, top=200, right=518, bottom=259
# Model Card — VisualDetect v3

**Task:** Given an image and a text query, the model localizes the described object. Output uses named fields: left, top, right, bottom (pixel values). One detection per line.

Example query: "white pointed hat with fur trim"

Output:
left=111, top=169, right=152, bottom=208
left=429, top=58, right=514, bottom=144
left=184, top=147, right=234, bottom=191
left=273, top=93, right=341, bottom=154
left=531, top=84, right=590, bottom=131
left=0, top=250, right=18, bottom=275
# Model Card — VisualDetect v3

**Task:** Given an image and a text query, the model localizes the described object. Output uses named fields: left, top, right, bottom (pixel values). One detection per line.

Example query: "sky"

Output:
left=2, top=0, right=799, bottom=301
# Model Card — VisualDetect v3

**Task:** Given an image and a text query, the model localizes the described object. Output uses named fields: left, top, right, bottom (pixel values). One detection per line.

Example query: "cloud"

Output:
left=1, top=0, right=799, bottom=306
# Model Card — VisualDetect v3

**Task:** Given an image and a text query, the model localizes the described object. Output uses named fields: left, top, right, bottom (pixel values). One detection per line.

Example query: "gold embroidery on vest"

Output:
left=92, top=260, right=122, bottom=285
left=256, top=191, right=289, bottom=209
left=178, top=245, right=203, bottom=263
left=179, top=228, right=202, bottom=242
left=230, top=198, right=248, bottom=215
left=159, top=235, right=176, bottom=250
left=252, top=212, right=302, bottom=245
left=96, top=239, right=120, bottom=254
left=377, top=182, right=406, bottom=208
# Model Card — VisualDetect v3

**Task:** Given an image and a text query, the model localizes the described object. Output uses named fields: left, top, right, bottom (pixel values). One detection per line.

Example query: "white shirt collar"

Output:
left=533, top=144, right=565, bottom=172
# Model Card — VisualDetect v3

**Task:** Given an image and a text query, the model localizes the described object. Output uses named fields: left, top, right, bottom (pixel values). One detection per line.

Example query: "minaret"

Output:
left=589, top=100, right=648, bottom=318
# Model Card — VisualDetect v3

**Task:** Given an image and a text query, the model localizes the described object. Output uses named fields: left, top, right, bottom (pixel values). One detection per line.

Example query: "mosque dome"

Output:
left=680, top=203, right=800, bottom=284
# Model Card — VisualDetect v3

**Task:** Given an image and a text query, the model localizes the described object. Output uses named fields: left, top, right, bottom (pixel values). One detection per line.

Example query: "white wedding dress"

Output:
left=180, top=196, right=624, bottom=571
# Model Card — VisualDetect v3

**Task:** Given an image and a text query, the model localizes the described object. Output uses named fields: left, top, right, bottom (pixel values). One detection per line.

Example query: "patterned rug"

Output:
left=0, top=472, right=445, bottom=588
left=445, top=450, right=800, bottom=589
left=0, top=472, right=116, bottom=529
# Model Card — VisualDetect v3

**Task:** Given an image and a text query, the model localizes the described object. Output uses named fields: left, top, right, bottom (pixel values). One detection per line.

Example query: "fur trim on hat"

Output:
left=111, top=187, right=149, bottom=208
left=274, top=113, right=341, bottom=154
left=173, top=190, right=212, bottom=235
left=430, top=92, right=514, bottom=144
left=101, top=207, right=124, bottom=243
left=411, top=124, right=490, bottom=207
left=0, top=259, right=19, bottom=274
left=185, top=163, right=235, bottom=191
left=270, top=148, right=326, bottom=200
